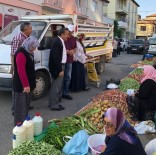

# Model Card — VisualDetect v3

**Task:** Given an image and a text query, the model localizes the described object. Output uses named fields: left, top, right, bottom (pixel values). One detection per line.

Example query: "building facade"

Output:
left=0, top=0, right=42, bottom=30
left=107, top=0, right=139, bottom=39
left=136, top=14, right=156, bottom=39
left=0, top=0, right=114, bottom=30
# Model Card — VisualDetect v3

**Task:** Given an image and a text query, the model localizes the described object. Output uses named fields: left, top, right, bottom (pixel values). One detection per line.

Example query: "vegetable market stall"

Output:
left=8, top=64, right=155, bottom=154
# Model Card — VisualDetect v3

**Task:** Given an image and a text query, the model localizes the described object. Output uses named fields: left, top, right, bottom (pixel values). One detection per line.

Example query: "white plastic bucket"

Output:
left=87, top=134, right=106, bottom=155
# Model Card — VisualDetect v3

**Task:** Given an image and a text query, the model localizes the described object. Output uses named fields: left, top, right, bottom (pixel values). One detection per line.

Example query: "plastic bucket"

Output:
left=87, top=134, right=106, bottom=155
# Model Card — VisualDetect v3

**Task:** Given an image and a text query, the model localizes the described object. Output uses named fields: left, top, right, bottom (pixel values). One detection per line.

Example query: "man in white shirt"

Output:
left=112, top=38, right=118, bottom=57
left=48, top=28, right=69, bottom=111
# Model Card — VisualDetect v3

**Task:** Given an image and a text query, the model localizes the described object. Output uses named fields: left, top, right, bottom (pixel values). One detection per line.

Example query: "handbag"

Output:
left=62, top=130, right=89, bottom=155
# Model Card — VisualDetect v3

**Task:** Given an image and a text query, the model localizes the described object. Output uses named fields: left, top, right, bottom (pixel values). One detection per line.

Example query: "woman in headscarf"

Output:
left=69, top=33, right=89, bottom=91
left=127, top=65, right=156, bottom=121
left=135, top=65, right=156, bottom=120
left=13, top=36, right=39, bottom=126
left=100, top=107, right=146, bottom=155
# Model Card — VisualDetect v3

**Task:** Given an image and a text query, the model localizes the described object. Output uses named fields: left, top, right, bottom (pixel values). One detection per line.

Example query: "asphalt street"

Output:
left=0, top=52, right=147, bottom=155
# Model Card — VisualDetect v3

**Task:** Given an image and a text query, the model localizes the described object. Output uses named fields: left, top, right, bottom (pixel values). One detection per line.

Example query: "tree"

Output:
left=114, top=20, right=124, bottom=38
left=114, top=20, right=118, bottom=38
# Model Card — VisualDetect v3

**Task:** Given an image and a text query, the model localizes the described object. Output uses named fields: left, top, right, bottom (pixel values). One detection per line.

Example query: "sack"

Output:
left=134, top=121, right=156, bottom=134
left=145, top=138, right=156, bottom=155
left=62, top=130, right=89, bottom=155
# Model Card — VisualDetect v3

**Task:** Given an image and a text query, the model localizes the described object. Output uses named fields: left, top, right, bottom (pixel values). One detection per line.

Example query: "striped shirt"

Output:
left=11, top=32, right=27, bottom=55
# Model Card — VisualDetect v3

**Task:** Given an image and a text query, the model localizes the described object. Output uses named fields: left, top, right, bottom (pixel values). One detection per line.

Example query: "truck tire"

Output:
left=95, top=56, right=105, bottom=74
left=32, top=71, right=50, bottom=100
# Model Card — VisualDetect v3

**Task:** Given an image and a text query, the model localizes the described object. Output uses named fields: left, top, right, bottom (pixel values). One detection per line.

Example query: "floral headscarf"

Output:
left=104, top=107, right=138, bottom=145
left=22, top=36, right=39, bottom=54
left=141, top=65, right=156, bottom=83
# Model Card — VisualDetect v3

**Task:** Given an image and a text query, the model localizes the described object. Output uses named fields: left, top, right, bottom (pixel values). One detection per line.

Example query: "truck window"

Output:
left=39, top=24, right=64, bottom=50
left=0, top=21, right=46, bottom=44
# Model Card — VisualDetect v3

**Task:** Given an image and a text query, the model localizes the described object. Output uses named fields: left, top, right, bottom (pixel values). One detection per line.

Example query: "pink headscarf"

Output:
left=141, top=65, right=156, bottom=83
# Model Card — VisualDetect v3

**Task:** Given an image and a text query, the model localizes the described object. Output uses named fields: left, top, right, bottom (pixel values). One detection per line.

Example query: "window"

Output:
left=92, top=0, right=98, bottom=12
left=75, top=0, right=82, bottom=6
left=140, top=26, right=146, bottom=31
left=39, top=24, right=64, bottom=50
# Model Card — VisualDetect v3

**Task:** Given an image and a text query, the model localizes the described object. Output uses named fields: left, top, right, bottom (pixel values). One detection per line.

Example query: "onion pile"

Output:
left=77, top=89, right=137, bottom=133
left=128, top=74, right=142, bottom=83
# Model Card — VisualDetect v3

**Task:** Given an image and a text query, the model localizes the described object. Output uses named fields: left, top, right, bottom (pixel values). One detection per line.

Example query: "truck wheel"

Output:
left=95, top=56, right=105, bottom=74
left=32, top=71, right=50, bottom=100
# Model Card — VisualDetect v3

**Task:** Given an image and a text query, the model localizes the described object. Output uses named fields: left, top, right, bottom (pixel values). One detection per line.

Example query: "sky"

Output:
left=136, top=0, right=156, bottom=18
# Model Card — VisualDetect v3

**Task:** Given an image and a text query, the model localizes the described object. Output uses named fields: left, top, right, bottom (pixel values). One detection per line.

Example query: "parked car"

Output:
left=118, top=38, right=128, bottom=51
left=148, top=37, right=156, bottom=55
left=127, top=39, right=144, bottom=54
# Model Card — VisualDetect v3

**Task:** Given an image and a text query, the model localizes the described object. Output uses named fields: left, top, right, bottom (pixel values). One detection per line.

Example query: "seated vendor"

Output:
left=100, top=107, right=146, bottom=155
left=134, top=65, right=156, bottom=121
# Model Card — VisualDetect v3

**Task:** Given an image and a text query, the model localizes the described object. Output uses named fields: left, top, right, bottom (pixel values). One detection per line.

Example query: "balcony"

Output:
left=116, top=4, right=128, bottom=15
left=118, top=21, right=128, bottom=29
left=74, top=6, right=88, bottom=19
left=42, top=0, right=64, bottom=12
left=103, top=16, right=114, bottom=25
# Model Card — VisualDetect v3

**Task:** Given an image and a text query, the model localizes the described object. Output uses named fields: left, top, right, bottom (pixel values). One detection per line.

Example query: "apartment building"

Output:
left=136, top=14, right=156, bottom=39
left=0, top=0, right=42, bottom=30
left=0, top=0, right=114, bottom=30
left=107, top=0, right=139, bottom=39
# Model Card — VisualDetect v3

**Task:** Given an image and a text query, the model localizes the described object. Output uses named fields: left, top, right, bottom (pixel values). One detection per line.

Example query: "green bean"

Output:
left=8, top=140, right=63, bottom=155
left=119, top=78, right=140, bottom=92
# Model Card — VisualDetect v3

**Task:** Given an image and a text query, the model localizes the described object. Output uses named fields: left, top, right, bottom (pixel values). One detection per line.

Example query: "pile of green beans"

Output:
left=131, top=68, right=143, bottom=75
left=43, top=114, right=99, bottom=150
left=119, top=78, right=140, bottom=92
left=8, top=140, right=64, bottom=155
left=142, top=60, right=153, bottom=65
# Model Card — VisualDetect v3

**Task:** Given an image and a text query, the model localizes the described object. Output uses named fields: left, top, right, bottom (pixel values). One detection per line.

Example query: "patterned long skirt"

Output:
left=14, top=92, right=30, bottom=126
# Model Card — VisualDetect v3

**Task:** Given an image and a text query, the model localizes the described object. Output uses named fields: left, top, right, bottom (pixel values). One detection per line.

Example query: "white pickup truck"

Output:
left=0, top=14, right=113, bottom=100
left=118, top=38, right=129, bottom=51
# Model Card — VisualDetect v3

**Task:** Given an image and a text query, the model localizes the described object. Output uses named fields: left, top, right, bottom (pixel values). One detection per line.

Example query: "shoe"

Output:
left=84, top=87, right=91, bottom=91
left=50, top=105, right=65, bottom=111
left=62, top=95, right=73, bottom=100
left=29, top=106, right=34, bottom=110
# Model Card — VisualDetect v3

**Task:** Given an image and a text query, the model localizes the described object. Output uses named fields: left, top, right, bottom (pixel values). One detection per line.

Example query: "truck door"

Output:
left=39, top=24, right=64, bottom=68
left=33, top=24, right=64, bottom=100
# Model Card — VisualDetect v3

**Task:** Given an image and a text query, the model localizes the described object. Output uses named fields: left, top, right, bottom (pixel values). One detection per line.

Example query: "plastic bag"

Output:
left=126, top=89, right=134, bottom=96
left=62, top=130, right=89, bottom=155
left=134, top=121, right=156, bottom=134
left=145, top=138, right=156, bottom=155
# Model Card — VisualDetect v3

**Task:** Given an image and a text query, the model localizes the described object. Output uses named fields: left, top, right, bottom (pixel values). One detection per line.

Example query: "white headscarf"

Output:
left=22, top=36, right=39, bottom=54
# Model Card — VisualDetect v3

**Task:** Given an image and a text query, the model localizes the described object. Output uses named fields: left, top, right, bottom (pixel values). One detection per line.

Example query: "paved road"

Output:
left=0, top=52, right=144, bottom=155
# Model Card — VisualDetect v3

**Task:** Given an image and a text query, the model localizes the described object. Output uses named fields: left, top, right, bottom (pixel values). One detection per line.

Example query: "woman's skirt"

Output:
left=70, top=61, right=86, bottom=92
left=14, top=92, right=30, bottom=126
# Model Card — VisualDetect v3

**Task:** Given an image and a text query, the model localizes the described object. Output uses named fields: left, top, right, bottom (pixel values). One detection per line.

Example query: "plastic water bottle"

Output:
left=13, top=122, right=26, bottom=149
left=23, top=116, right=34, bottom=141
left=32, top=112, right=43, bottom=136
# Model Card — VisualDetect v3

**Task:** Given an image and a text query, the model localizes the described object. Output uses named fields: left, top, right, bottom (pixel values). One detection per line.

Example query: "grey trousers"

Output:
left=14, top=92, right=30, bottom=126
left=49, top=76, right=63, bottom=108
